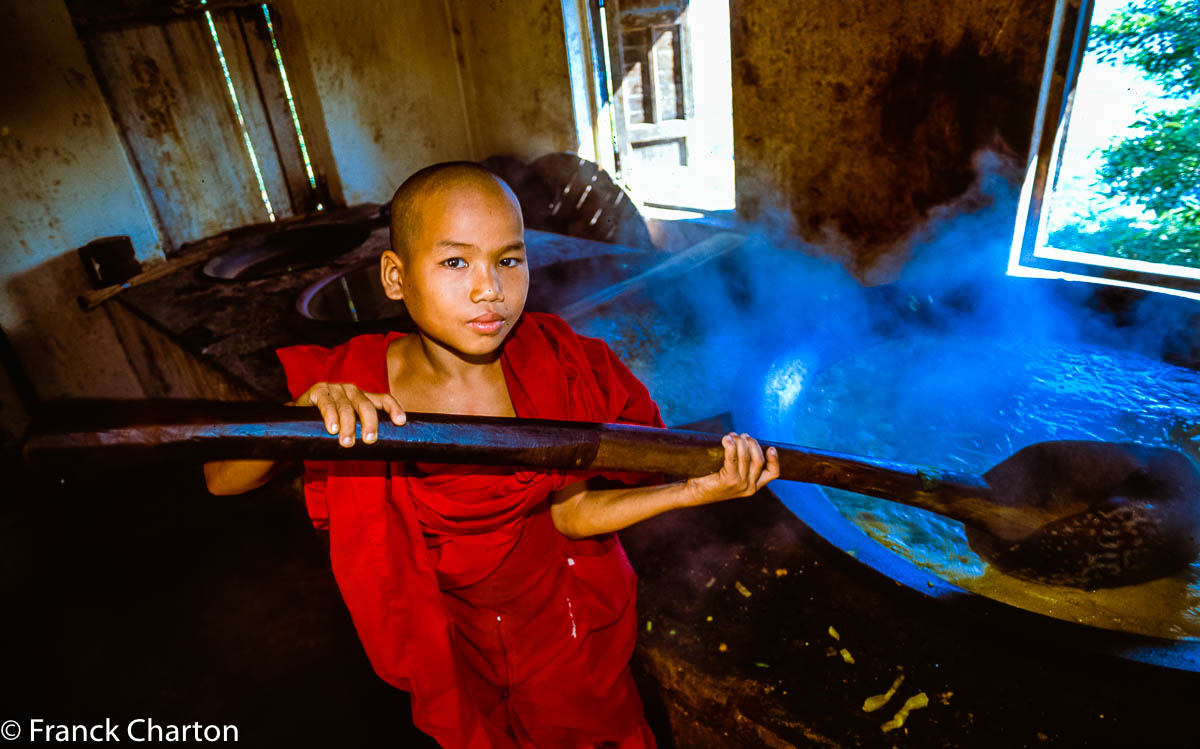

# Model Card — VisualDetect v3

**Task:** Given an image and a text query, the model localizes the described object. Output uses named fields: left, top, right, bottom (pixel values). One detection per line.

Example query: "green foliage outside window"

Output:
left=1048, top=0, right=1200, bottom=268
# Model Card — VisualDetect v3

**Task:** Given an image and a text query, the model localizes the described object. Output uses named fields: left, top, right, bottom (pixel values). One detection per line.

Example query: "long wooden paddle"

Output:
left=22, top=400, right=1200, bottom=589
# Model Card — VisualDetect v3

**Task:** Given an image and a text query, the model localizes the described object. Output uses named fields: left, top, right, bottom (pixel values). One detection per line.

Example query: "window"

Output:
left=563, top=0, right=735, bottom=218
left=1011, top=0, right=1200, bottom=299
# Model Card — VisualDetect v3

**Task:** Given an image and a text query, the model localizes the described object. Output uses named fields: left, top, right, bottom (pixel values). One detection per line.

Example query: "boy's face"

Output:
left=381, top=179, right=528, bottom=359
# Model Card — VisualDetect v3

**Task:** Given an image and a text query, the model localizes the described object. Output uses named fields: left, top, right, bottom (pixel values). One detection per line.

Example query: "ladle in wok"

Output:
left=23, top=400, right=1200, bottom=590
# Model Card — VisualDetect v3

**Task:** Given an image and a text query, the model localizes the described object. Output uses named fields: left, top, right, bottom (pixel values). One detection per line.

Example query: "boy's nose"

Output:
left=471, top=268, right=503, bottom=303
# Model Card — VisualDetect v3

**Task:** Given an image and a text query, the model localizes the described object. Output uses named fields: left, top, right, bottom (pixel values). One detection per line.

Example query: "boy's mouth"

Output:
left=467, top=312, right=506, bottom=334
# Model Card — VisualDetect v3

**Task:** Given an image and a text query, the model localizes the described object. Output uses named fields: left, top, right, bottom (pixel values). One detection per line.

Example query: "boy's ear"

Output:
left=380, top=250, right=405, bottom=300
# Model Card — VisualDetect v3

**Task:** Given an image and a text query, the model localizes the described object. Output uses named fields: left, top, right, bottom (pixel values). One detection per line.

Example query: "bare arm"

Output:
left=550, top=432, right=780, bottom=539
left=203, top=383, right=406, bottom=496
left=204, top=459, right=286, bottom=496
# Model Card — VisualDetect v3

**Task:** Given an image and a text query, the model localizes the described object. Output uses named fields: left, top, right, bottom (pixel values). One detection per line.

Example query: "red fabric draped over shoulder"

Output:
left=276, top=313, right=664, bottom=748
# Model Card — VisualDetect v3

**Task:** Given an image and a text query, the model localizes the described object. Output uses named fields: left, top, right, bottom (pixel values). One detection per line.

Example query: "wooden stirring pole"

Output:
left=22, top=400, right=1200, bottom=589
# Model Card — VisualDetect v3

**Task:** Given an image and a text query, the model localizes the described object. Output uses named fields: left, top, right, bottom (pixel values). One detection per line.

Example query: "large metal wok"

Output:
left=740, top=333, right=1200, bottom=671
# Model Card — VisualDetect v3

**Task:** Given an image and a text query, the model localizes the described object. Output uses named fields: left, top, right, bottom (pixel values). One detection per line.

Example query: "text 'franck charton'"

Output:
left=21, top=718, right=239, bottom=742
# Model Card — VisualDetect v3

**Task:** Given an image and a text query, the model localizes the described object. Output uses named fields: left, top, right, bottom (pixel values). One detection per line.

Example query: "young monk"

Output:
left=204, top=162, right=779, bottom=748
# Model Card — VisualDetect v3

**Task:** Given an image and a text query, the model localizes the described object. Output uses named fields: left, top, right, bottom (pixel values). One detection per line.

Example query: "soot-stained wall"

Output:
left=730, top=0, right=1057, bottom=277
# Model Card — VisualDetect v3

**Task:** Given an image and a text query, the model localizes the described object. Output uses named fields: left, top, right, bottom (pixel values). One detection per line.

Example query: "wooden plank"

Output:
left=234, top=5, right=313, bottom=215
left=650, top=24, right=684, bottom=120
left=619, top=27, right=653, bottom=124
left=210, top=9, right=294, bottom=221
left=87, top=15, right=272, bottom=247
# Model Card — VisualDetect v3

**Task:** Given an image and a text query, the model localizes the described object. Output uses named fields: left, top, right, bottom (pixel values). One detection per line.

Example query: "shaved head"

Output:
left=379, top=161, right=528, bottom=360
left=389, top=162, right=521, bottom=258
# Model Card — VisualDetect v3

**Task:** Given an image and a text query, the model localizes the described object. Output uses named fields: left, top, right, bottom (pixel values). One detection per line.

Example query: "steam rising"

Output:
left=583, top=149, right=1200, bottom=638
left=575, top=149, right=1200, bottom=438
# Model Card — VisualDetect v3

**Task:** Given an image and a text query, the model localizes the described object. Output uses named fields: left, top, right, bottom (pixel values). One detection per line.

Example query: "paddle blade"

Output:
left=969, top=441, right=1200, bottom=589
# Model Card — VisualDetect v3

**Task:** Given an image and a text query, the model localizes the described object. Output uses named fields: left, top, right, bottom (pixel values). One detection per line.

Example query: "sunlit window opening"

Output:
left=599, top=0, right=735, bottom=220
left=204, top=9, right=277, bottom=222
left=1034, top=0, right=1200, bottom=280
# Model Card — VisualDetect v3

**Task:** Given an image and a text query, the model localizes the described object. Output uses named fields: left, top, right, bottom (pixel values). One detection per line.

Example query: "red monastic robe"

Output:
left=277, top=312, right=664, bottom=748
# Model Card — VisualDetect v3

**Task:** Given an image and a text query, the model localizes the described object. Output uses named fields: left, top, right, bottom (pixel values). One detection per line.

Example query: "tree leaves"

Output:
left=1097, top=106, right=1200, bottom=221
left=1089, top=0, right=1200, bottom=99
left=1056, top=0, right=1200, bottom=268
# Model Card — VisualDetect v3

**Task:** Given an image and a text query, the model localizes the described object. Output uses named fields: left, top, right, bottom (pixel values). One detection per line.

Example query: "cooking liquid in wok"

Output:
left=790, top=335, right=1200, bottom=640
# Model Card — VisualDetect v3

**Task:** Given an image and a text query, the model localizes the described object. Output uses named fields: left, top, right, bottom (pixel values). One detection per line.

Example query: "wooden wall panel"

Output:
left=235, top=5, right=313, bottom=215
left=211, top=9, right=296, bottom=223
left=85, top=12, right=283, bottom=247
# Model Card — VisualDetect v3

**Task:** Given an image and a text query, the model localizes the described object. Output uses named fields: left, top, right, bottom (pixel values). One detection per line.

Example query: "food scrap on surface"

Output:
left=775, top=568, right=788, bottom=577
left=880, top=692, right=929, bottom=733
left=718, top=642, right=728, bottom=652
left=863, top=672, right=906, bottom=712
left=735, top=580, right=753, bottom=598
left=828, top=625, right=840, bottom=641
left=839, top=648, right=855, bottom=664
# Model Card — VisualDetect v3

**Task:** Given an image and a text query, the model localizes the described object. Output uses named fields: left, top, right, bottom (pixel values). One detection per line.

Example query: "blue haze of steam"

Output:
left=573, top=150, right=1200, bottom=468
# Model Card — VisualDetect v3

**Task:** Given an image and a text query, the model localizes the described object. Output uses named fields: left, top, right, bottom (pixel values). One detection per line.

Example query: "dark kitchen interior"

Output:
left=4, top=0, right=1200, bottom=747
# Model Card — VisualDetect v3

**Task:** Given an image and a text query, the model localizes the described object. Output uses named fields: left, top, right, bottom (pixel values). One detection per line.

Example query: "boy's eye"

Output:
left=499, top=257, right=524, bottom=268
left=441, top=257, right=466, bottom=269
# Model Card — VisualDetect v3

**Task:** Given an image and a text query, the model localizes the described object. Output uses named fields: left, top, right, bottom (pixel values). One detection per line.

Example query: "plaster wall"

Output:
left=285, top=0, right=475, bottom=204
left=451, top=0, right=579, bottom=162
left=730, top=0, right=1057, bottom=277
left=0, top=0, right=160, bottom=409
left=286, top=0, right=578, bottom=200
